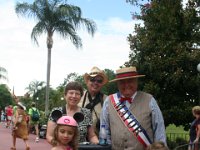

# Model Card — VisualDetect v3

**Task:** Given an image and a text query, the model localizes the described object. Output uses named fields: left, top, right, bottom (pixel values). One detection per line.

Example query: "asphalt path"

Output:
left=0, top=122, right=51, bottom=150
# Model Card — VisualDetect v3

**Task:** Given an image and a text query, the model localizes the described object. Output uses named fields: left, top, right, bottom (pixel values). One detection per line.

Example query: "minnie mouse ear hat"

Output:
left=57, top=116, right=78, bottom=127
left=109, top=66, right=145, bottom=82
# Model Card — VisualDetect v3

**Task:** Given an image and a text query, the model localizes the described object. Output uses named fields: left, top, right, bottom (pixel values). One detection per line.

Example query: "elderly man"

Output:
left=79, top=66, right=108, bottom=136
left=100, top=66, right=167, bottom=150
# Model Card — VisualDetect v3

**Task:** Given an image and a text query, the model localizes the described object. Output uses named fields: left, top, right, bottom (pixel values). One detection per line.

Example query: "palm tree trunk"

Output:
left=45, top=47, right=51, bottom=116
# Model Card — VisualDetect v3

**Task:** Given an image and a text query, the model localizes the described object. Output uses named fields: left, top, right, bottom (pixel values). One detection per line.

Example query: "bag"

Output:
left=31, top=108, right=39, bottom=121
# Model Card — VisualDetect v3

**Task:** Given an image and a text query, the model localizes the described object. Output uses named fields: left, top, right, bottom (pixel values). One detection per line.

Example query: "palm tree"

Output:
left=15, top=0, right=97, bottom=116
left=0, top=66, right=8, bottom=81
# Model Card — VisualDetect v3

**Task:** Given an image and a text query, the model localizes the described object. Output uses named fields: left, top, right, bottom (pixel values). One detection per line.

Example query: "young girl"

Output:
left=51, top=116, right=79, bottom=150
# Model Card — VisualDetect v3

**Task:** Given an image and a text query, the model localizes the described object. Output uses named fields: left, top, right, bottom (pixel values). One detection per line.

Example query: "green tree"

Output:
left=127, top=0, right=200, bottom=129
left=0, top=84, right=13, bottom=110
left=102, top=69, right=118, bottom=95
left=15, top=0, right=97, bottom=116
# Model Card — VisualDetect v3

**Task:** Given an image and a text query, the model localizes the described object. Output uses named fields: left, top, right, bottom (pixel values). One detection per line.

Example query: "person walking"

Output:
left=28, top=102, right=40, bottom=143
left=100, top=66, right=167, bottom=150
left=11, top=102, right=30, bottom=150
left=6, top=105, right=13, bottom=128
left=189, top=106, right=200, bottom=150
left=79, top=66, right=108, bottom=136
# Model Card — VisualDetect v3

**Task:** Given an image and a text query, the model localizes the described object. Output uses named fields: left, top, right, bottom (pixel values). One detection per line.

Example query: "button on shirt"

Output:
left=100, top=91, right=167, bottom=145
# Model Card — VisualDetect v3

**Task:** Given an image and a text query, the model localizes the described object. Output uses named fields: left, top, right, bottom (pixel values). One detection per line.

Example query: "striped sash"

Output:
left=110, top=93, right=152, bottom=148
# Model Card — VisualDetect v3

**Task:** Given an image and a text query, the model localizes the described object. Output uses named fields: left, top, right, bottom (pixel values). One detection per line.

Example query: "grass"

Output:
left=166, top=124, right=189, bottom=134
left=166, top=124, right=189, bottom=142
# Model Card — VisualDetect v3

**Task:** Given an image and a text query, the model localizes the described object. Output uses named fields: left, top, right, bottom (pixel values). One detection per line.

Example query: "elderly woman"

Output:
left=46, top=81, right=99, bottom=145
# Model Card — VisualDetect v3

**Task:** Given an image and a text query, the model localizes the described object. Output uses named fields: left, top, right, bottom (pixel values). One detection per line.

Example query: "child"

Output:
left=146, top=141, right=168, bottom=150
left=189, top=106, right=200, bottom=150
left=51, top=116, right=79, bottom=150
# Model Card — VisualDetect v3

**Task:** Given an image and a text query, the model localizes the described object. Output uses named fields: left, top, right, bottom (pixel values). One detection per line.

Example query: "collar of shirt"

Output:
left=121, top=91, right=137, bottom=107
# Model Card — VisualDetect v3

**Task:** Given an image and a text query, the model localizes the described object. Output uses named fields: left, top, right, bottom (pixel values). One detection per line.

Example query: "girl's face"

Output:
left=58, top=125, right=75, bottom=145
left=65, top=90, right=81, bottom=106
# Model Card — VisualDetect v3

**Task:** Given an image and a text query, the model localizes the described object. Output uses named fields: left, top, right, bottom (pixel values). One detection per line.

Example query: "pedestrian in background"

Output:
left=6, top=105, right=13, bottom=128
left=28, top=102, right=40, bottom=142
left=11, top=102, right=30, bottom=150
left=189, top=106, right=200, bottom=150
left=79, top=66, right=108, bottom=136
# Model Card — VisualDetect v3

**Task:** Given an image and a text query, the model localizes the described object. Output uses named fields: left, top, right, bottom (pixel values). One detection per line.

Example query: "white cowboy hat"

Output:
left=17, top=102, right=26, bottom=110
left=109, top=66, right=145, bottom=82
left=84, top=66, right=108, bottom=85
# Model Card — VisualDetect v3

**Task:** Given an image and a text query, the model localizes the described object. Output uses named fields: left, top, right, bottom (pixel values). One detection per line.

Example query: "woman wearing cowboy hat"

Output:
left=11, top=102, right=30, bottom=150
left=78, top=66, right=108, bottom=136
left=100, top=66, right=167, bottom=150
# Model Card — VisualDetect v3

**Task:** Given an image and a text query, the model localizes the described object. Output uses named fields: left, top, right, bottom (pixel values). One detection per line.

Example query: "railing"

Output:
left=166, top=133, right=189, bottom=149
left=167, top=132, right=189, bottom=142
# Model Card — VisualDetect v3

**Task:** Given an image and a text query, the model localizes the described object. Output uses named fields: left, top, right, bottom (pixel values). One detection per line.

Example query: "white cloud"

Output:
left=0, top=1, right=136, bottom=95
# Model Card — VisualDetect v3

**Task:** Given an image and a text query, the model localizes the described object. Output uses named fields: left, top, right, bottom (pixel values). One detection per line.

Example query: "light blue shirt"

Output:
left=100, top=91, right=167, bottom=145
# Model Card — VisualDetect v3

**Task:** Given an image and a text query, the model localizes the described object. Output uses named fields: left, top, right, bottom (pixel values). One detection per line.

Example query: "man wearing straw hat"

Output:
left=100, top=66, right=167, bottom=150
left=79, top=66, right=108, bottom=136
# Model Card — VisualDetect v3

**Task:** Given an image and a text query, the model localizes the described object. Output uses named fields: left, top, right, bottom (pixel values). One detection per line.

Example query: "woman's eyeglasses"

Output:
left=90, top=77, right=103, bottom=84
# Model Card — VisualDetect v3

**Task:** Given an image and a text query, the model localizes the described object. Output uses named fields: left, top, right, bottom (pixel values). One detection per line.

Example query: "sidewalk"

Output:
left=0, top=122, right=51, bottom=150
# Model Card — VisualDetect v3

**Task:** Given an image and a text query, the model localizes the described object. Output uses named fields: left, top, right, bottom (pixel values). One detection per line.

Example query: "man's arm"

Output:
left=100, top=97, right=111, bottom=144
left=150, top=97, right=167, bottom=145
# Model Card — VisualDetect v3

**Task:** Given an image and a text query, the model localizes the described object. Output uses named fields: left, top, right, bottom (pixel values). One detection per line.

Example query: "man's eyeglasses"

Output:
left=90, top=77, right=103, bottom=84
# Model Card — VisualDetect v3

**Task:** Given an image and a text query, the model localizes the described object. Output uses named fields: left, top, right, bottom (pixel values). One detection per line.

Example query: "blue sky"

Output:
left=0, top=0, right=142, bottom=95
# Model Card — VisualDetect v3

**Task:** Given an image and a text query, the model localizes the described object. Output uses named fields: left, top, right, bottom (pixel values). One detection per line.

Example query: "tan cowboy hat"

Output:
left=84, top=66, right=108, bottom=85
left=109, top=66, right=145, bottom=82
left=17, top=102, right=26, bottom=110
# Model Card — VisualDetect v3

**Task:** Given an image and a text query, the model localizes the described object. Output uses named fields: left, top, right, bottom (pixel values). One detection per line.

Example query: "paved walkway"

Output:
left=0, top=122, right=51, bottom=150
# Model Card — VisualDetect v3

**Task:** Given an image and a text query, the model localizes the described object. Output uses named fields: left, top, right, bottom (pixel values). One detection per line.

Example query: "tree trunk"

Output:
left=45, top=47, right=51, bottom=116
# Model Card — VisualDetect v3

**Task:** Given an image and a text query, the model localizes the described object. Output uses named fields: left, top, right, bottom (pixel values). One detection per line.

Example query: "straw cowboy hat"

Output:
left=84, top=66, right=108, bottom=85
left=109, top=66, right=145, bottom=82
left=17, top=102, right=26, bottom=110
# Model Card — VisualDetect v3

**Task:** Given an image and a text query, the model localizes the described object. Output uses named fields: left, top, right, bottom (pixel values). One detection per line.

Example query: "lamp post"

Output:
left=36, top=97, right=39, bottom=108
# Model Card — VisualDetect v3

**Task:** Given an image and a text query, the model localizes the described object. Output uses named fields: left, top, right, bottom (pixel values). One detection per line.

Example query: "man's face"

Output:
left=117, top=78, right=138, bottom=97
left=86, top=75, right=104, bottom=95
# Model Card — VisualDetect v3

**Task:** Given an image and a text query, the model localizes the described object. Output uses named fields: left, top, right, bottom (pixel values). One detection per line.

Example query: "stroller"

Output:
left=39, top=124, right=47, bottom=139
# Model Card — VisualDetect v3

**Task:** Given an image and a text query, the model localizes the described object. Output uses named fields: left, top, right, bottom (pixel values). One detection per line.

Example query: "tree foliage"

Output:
left=0, top=84, right=13, bottom=110
left=127, top=0, right=200, bottom=129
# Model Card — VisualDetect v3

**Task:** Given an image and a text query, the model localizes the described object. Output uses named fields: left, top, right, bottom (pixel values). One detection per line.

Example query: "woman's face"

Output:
left=58, top=125, right=75, bottom=145
left=65, top=90, right=81, bottom=106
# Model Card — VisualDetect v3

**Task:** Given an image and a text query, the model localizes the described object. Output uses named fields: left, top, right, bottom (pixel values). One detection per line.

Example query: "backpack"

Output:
left=31, top=108, right=39, bottom=121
